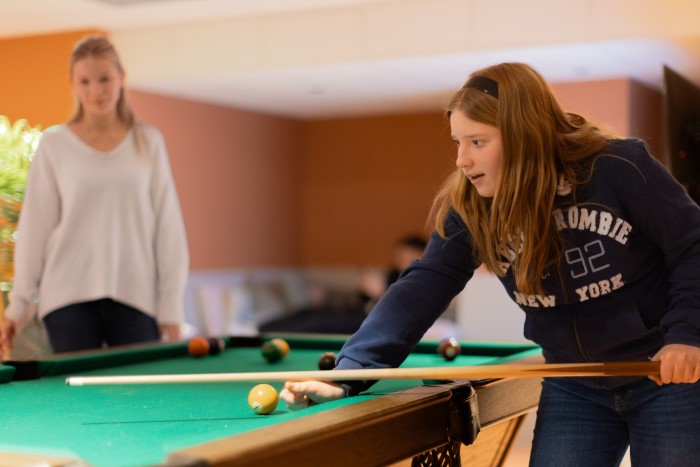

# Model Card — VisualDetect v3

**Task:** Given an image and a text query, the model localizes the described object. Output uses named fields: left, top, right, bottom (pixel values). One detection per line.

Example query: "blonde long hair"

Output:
left=68, top=36, right=144, bottom=151
left=432, top=63, right=612, bottom=295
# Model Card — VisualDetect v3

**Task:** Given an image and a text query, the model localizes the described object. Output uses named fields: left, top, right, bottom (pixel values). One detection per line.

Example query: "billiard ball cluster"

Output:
left=187, top=337, right=226, bottom=358
left=261, top=338, right=290, bottom=363
left=437, top=337, right=461, bottom=361
left=248, top=383, right=279, bottom=415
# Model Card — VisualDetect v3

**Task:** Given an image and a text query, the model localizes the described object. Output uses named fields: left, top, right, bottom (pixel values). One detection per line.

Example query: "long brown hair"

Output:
left=432, top=63, right=613, bottom=295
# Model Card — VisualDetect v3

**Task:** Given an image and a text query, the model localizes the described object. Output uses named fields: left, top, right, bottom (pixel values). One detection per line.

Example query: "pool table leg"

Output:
left=409, top=441, right=462, bottom=466
left=460, top=413, right=528, bottom=465
left=391, top=413, right=528, bottom=467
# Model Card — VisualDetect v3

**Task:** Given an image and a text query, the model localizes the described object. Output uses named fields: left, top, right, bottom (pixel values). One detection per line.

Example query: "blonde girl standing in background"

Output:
left=0, top=36, right=188, bottom=353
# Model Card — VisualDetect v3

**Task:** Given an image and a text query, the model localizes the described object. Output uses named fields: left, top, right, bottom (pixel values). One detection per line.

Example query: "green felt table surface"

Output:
left=0, top=335, right=539, bottom=466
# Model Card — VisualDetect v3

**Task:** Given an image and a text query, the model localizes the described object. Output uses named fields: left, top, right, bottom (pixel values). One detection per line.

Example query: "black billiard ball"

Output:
left=437, top=338, right=461, bottom=361
left=188, top=337, right=210, bottom=358
left=207, top=337, right=226, bottom=355
left=318, top=352, right=337, bottom=370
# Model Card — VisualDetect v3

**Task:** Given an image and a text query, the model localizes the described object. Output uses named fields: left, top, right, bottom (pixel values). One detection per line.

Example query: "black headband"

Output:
left=465, top=75, right=499, bottom=98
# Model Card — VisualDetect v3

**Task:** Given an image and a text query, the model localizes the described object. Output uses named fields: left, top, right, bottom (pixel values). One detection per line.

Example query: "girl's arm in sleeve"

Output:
left=621, top=142, right=700, bottom=347
left=337, top=210, right=478, bottom=378
left=149, top=129, right=189, bottom=330
left=5, top=140, right=61, bottom=330
left=607, top=141, right=700, bottom=384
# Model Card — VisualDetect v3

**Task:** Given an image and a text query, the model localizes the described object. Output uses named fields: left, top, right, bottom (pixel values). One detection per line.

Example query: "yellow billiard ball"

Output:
left=248, top=384, right=279, bottom=415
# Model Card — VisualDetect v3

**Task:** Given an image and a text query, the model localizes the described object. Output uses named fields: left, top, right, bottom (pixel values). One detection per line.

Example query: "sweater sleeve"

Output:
left=148, top=128, right=189, bottom=325
left=5, top=136, right=61, bottom=330
left=612, top=140, right=700, bottom=347
left=336, top=210, right=477, bottom=378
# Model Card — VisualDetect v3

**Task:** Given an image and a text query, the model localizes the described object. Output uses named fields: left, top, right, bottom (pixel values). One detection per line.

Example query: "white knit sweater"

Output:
left=6, top=124, right=189, bottom=329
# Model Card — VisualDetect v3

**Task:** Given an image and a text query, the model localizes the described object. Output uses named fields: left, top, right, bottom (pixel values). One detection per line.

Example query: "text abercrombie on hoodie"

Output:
left=336, top=139, right=700, bottom=392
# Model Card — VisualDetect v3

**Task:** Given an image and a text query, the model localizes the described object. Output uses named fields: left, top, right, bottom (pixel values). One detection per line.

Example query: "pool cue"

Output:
left=66, top=361, right=659, bottom=386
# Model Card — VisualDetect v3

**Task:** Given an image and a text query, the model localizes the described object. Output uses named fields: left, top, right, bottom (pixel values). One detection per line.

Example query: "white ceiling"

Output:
left=2, top=0, right=700, bottom=119
left=1, top=0, right=397, bottom=35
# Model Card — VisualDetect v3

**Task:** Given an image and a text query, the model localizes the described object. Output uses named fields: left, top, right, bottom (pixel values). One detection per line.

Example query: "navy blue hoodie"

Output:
left=336, top=139, right=700, bottom=390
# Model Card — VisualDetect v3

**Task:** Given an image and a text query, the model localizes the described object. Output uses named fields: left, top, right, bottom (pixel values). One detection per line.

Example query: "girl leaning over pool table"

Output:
left=280, top=62, right=700, bottom=467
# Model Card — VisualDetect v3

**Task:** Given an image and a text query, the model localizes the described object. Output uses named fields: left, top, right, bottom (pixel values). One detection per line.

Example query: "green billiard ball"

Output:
left=261, top=339, right=289, bottom=363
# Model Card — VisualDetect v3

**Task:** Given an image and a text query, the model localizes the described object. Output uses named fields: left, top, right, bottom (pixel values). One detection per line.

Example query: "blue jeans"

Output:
left=530, top=377, right=700, bottom=466
left=43, top=298, right=159, bottom=353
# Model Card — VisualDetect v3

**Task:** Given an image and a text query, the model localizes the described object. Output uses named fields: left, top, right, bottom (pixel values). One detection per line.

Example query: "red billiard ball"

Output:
left=318, top=352, right=336, bottom=370
left=207, top=337, right=226, bottom=355
left=188, top=337, right=210, bottom=358
left=261, top=338, right=289, bottom=363
left=248, top=383, right=279, bottom=415
left=437, top=338, right=461, bottom=361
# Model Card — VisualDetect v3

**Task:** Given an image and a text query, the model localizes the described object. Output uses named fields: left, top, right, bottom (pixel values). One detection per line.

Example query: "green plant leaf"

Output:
left=0, top=115, right=43, bottom=287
